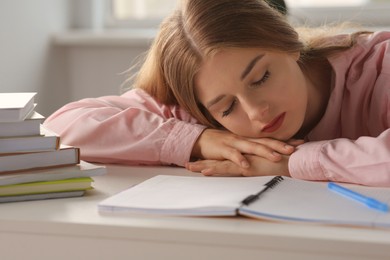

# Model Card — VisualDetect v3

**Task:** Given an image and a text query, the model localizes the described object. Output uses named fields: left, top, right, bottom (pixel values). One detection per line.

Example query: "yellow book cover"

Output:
left=0, top=177, right=93, bottom=196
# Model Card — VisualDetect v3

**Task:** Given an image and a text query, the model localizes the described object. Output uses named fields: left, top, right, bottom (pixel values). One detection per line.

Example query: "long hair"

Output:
left=134, top=0, right=370, bottom=127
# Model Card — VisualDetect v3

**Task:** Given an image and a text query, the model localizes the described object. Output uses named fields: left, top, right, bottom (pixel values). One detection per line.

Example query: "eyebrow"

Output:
left=240, top=54, right=265, bottom=81
left=206, top=94, right=226, bottom=109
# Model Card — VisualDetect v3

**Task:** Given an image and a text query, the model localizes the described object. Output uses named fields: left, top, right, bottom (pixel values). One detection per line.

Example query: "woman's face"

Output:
left=194, top=48, right=309, bottom=140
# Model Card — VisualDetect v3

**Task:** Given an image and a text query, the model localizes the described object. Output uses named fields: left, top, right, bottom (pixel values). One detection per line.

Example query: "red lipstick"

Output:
left=262, top=113, right=286, bottom=133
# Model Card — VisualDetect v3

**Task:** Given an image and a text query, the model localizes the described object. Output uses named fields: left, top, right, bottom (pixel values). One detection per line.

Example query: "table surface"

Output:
left=0, top=164, right=390, bottom=260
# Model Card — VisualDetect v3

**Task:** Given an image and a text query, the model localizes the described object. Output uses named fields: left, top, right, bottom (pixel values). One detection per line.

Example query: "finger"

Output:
left=186, top=160, right=217, bottom=172
left=287, top=139, right=305, bottom=146
left=229, top=140, right=284, bottom=162
left=247, top=138, right=295, bottom=155
left=202, top=167, right=242, bottom=177
left=220, top=148, right=251, bottom=168
left=201, top=161, right=244, bottom=177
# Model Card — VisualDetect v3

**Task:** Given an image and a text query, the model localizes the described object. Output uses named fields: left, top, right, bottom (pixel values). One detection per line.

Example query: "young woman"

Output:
left=44, top=0, right=390, bottom=187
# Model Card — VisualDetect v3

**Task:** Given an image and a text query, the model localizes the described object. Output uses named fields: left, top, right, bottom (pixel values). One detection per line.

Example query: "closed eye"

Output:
left=222, top=98, right=237, bottom=117
left=251, top=70, right=270, bottom=88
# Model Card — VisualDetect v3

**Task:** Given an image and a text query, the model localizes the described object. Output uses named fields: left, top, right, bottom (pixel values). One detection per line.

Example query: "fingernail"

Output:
left=272, top=152, right=281, bottom=158
left=241, top=161, right=250, bottom=168
left=284, top=144, right=294, bottom=150
left=201, top=169, right=211, bottom=175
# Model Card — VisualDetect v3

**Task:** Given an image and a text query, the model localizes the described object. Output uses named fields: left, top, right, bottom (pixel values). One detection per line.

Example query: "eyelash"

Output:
left=221, top=71, right=271, bottom=118
left=251, top=70, right=271, bottom=88
left=222, top=98, right=237, bottom=117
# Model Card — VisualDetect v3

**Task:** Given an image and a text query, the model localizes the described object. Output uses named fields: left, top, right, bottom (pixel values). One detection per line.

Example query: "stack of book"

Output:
left=0, top=92, right=106, bottom=203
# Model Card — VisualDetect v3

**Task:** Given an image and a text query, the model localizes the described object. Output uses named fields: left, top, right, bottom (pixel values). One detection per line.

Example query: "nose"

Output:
left=244, top=100, right=269, bottom=122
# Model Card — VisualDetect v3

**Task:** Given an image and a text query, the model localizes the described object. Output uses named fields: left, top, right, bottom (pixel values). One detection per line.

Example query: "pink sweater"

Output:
left=43, top=90, right=206, bottom=166
left=290, top=31, right=390, bottom=186
left=44, top=31, right=390, bottom=187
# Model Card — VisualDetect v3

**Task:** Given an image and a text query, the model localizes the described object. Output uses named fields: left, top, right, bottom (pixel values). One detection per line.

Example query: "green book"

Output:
left=0, top=190, right=86, bottom=203
left=0, top=177, right=93, bottom=197
left=0, top=160, right=106, bottom=186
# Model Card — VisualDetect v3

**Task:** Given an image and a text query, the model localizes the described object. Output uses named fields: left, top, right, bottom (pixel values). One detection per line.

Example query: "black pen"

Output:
left=241, top=176, right=284, bottom=206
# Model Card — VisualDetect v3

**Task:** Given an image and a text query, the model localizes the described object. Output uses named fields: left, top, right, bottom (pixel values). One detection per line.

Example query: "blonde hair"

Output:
left=134, top=0, right=370, bottom=127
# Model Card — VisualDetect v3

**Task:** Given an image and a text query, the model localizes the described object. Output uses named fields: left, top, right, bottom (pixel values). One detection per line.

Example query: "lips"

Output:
left=262, top=112, right=286, bottom=133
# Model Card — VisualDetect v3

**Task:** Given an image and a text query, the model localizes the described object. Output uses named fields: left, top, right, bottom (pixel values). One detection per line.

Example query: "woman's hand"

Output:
left=186, top=154, right=290, bottom=177
left=191, top=128, right=302, bottom=168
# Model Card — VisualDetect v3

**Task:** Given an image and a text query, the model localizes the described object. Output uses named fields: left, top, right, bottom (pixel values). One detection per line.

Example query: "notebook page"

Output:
left=99, top=175, right=274, bottom=216
left=239, top=178, right=390, bottom=227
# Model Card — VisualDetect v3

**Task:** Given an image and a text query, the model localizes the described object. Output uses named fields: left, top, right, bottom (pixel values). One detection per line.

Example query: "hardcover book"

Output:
left=0, top=125, right=60, bottom=154
left=0, top=177, right=93, bottom=196
left=0, top=160, right=106, bottom=186
left=0, top=145, right=80, bottom=173
left=0, top=111, right=44, bottom=137
left=0, top=190, right=85, bottom=203
left=0, top=92, right=36, bottom=122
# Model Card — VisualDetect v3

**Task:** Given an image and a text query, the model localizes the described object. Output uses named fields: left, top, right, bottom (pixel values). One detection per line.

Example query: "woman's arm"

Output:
left=44, top=88, right=205, bottom=166
left=187, top=132, right=390, bottom=187
left=289, top=129, right=390, bottom=187
left=44, top=88, right=295, bottom=167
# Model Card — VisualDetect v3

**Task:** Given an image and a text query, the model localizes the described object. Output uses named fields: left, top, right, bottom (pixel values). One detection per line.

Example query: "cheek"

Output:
left=217, top=117, right=252, bottom=136
left=282, top=66, right=307, bottom=100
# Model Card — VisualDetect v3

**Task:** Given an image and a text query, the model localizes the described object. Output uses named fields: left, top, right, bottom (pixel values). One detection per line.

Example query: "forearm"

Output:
left=44, top=89, right=206, bottom=166
left=289, top=130, right=390, bottom=186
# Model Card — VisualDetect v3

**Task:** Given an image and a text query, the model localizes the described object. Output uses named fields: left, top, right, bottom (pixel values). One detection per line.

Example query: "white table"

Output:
left=0, top=164, right=389, bottom=260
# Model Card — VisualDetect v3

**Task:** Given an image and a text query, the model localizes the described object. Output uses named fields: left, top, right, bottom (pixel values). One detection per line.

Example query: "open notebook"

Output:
left=98, top=175, right=390, bottom=228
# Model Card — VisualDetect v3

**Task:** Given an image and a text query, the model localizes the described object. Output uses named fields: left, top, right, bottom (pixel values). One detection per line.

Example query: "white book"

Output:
left=0, top=92, right=36, bottom=122
left=0, top=145, right=80, bottom=173
left=0, top=111, right=44, bottom=137
left=99, top=175, right=390, bottom=228
left=0, top=125, right=60, bottom=154
left=0, top=160, right=106, bottom=186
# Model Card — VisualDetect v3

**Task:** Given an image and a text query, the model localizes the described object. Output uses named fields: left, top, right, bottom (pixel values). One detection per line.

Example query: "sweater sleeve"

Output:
left=289, top=32, right=390, bottom=187
left=289, top=129, right=390, bottom=187
left=43, top=89, right=206, bottom=166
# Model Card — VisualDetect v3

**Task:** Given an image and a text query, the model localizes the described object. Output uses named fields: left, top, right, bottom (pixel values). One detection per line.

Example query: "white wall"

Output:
left=0, top=0, right=70, bottom=117
left=52, top=30, right=153, bottom=106
left=0, top=0, right=152, bottom=117
left=65, top=45, right=149, bottom=101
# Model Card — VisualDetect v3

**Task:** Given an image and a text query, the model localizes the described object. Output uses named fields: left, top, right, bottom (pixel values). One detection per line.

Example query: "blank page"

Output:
left=99, top=175, right=274, bottom=216
left=240, top=178, right=390, bottom=227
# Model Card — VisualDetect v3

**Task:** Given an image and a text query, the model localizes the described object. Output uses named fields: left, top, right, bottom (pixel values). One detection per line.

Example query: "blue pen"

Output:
left=328, top=182, right=389, bottom=213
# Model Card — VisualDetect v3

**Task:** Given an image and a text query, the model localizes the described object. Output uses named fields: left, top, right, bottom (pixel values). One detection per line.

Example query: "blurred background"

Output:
left=0, top=0, right=389, bottom=117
